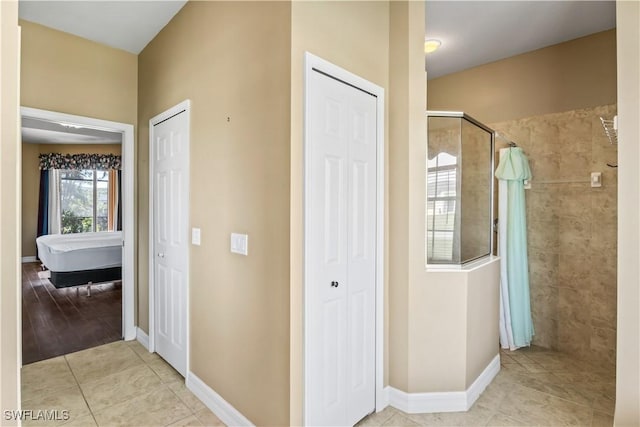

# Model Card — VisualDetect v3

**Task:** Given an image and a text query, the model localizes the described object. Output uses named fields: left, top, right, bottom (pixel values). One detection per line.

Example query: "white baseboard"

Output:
left=389, top=387, right=467, bottom=414
left=465, top=354, right=501, bottom=407
left=22, top=256, right=37, bottom=263
left=387, top=354, right=500, bottom=414
left=377, top=386, right=390, bottom=410
left=136, top=327, right=150, bottom=350
left=187, top=371, right=254, bottom=427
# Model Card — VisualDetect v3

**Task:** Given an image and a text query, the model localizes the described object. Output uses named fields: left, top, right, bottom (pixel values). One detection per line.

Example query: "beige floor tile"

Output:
left=510, top=374, right=595, bottom=407
left=79, top=364, right=164, bottom=412
left=167, top=415, right=204, bottom=426
left=485, top=412, right=529, bottom=426
left=148, top=359, right=185, bottom=384
left=22, top=356, right=78, bottom=398
left=519, top=361, right=548, bottom=373
left=498, top=354, right=517, bottom=364
left=554, top=371, right=612, bottom=384
left=194, top=408, right=226, bottom=426
left=167, top=382, right=207, bottom=413
left=356, top=407, right=398, bottom=426
left=65, top=340, right=144, bottom=384
left=501, top=351, right=536, bottom=364
left=61, top=414, right=97, bottom=427
left=500, top=363, right=530, bottom=374
left=381, top=413, right=420, bottom=426
left=127, top=340, right=163, bottom=364
left=498, top=383, right=593, bottom=426
left=92, top=387, right=191, bottom=427
left=22, top=385, right=91, bottom=427
left=406, top=403, right=494, bottom=426
left=474, top=380, right=513, bottom=410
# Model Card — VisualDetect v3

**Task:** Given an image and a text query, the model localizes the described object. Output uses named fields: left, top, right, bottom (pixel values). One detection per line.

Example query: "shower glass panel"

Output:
left=427, top=111, right=494, bottom=266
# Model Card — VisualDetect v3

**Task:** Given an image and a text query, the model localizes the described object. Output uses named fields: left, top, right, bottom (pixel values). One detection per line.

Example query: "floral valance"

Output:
left=39, top=153, right=121, bottom=170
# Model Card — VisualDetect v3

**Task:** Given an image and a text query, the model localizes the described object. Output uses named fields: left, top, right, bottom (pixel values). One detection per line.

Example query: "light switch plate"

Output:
left=192, top=228, right=201, bottom=246
left=591, top=172, right=602, bottom=188
left=230, top=233, right=248, bottom=256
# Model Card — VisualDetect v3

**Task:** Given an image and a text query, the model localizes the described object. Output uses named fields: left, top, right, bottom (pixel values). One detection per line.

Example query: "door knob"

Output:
left=158, top=253, right=165, bottom=258
left=330, top=281, right=339, bottom=288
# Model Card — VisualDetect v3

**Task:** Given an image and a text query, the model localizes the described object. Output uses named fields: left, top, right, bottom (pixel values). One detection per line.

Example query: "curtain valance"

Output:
left=39, top=153, right=121, bottom=170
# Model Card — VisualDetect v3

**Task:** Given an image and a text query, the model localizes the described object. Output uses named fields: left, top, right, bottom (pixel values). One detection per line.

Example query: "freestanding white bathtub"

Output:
left=36, top=231, right=123, bottom=288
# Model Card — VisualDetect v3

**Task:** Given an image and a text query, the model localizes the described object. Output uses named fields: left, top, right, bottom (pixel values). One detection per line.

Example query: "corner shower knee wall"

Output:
left=384, top=111, right=501, bottom=414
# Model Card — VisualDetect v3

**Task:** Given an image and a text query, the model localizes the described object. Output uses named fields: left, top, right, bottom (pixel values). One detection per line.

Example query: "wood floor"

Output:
left=22, top=262, right=122, bottom=365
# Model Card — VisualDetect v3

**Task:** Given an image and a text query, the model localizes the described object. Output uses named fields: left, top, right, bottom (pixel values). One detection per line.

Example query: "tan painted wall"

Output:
left=614, top=1, right=640, bottom=425
left=1, top=1, right=21, bottom=419
left=407, top=258, right=500, bottom=393
left=20, top=20, right=137, bottom=125
left=465, top=259, right=500, bottom=387
left=428, top=30, right=617, bottom=124
left=409, top=273, right=467, bottom=391
left=21, top=143, right=122, bottom=257
left=388, top=0, right=412, bottom=393
left=289, top=1, right=391, bottom=422
left=138, top=3, right=291, bottom=425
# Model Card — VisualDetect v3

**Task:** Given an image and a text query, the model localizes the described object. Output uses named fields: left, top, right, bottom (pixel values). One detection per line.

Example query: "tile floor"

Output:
left=22, top=342, right=615, bottom=427
left=21, top=340, right=225, bottom=426
left=359, top=346, right=615, bottom=427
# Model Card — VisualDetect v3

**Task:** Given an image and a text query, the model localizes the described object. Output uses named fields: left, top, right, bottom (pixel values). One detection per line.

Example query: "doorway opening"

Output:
left=20, top=107, right=135, bottom=365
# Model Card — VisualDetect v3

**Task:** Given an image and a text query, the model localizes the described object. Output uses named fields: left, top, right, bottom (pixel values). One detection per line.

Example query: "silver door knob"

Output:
left=158, top=253, right=165, bottom=258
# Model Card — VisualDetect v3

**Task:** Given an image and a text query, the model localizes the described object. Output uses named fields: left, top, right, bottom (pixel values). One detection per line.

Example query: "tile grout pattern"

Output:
left=359, top=346, right=615, bottom=427
left=491, top=104, right=618, bottom=370
left=21, top=340, right=226, bottom=427
left=23, top=342, right=614, bottom=427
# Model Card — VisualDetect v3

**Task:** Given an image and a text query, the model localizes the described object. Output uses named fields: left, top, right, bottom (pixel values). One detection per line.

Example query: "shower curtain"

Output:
left=496, top=147, right=534, bottom=350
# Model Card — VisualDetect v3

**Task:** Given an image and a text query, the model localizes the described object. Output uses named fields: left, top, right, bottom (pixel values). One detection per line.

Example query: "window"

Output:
left=427, top=152, right=458, bottom=262
left=60, top=170, right=109, bottom=233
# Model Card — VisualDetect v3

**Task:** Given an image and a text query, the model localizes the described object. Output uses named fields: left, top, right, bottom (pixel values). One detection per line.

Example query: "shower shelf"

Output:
left=600, top=116, right=618, bottom=145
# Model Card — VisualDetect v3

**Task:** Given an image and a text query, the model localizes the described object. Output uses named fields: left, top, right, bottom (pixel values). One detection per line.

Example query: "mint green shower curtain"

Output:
left=496, top=147, right=534, bottom=348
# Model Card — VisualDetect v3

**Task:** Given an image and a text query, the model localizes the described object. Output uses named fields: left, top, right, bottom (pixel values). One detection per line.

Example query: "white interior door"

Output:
left=307, top=69, right=377, bottom=426
left=152, top=110, right=189, bottom=376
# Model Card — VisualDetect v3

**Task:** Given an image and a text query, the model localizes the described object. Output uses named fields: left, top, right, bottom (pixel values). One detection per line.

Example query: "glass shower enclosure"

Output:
left=426, top=111, right=495, bottom=266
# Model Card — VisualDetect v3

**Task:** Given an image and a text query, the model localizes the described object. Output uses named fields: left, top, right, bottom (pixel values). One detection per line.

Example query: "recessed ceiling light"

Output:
left=424, top=39, right=442, bottom=54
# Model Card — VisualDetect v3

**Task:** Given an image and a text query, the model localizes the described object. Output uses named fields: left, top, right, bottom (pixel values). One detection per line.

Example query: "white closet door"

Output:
left=307, top=69, right=377, bottom=427
left=153, top=111, right=189, bottom=377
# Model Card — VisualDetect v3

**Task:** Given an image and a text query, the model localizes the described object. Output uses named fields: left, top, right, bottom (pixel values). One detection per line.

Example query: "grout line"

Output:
left=63, top=355, right=99, bottom=427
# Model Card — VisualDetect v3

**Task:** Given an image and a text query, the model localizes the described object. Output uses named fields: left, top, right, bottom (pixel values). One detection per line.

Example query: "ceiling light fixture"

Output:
left=424, top=39, right=442, bottom=54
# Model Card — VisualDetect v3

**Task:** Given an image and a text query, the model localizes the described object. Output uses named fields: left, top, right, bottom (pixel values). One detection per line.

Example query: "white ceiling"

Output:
left=22, top=117, right=122, bottom=144
left=18, top=1, right=616, bottom=79
left=425, top=1, right=616, bottom=79
left=19, top=1, right=187, bottom=54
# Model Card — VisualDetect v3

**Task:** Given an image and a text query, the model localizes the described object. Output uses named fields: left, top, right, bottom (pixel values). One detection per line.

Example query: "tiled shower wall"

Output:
left=492, top=104, right=617, bottom=369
